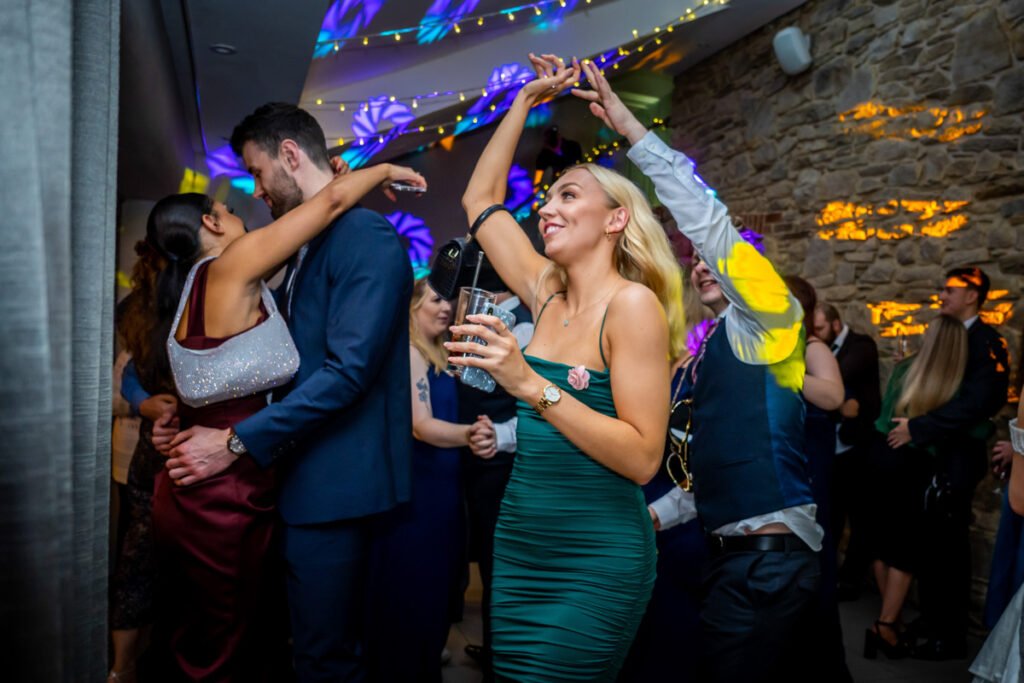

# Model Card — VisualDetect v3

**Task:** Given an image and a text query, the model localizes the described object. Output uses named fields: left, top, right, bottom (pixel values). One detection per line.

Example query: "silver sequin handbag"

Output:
left=1011, top=418, right=1024, bottom=455
left=167, top=257, right=300, bottom=408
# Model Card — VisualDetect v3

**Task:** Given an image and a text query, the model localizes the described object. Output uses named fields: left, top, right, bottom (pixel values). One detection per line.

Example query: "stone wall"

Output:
left=667, top=0, right=1023, bottom=628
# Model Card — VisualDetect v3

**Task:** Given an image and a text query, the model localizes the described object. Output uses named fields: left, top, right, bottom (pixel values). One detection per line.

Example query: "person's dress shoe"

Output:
left=911, top=637, right=967, bottom=661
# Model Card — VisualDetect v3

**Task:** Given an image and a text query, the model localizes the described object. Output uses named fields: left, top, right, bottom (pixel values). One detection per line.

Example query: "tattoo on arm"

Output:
left=417, top=378, right=429, bottom=403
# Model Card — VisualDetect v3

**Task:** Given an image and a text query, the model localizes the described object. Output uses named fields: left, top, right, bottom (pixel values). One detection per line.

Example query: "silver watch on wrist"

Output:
left=227, top=429, right=248, bottom=456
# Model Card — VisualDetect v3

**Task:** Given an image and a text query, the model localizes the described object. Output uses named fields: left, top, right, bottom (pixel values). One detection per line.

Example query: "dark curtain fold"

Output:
left=0, top=0, right=119, bottom=679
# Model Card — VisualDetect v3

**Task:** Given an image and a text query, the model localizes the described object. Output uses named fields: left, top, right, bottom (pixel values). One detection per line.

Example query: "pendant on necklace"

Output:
left=563, top=319, right=569, bottom=327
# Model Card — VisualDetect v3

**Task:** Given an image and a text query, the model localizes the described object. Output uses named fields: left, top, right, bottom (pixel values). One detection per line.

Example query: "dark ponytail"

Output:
left=122, top=193, right=211, bottom=393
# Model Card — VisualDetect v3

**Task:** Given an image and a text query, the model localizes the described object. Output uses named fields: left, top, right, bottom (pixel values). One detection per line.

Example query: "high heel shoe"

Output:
left=863, top=620, right=908, bottom=660
left=106, top=666, right=136, bottom=683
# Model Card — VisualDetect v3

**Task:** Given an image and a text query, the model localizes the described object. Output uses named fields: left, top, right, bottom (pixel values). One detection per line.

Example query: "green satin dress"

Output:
left=490, top=301, right=657, bottom=682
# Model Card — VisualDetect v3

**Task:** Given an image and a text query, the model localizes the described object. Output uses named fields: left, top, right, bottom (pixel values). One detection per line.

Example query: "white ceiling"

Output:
left=154, top=0, right=808, bottom=170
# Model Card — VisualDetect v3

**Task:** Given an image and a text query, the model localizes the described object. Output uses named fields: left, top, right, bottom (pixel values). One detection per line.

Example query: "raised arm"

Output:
left=214, top=163, right=425, bottom=286
left=409, top=348, right=471, bottom=448
left=577, top=61, right=803, bottom=365
left=461, top=55, right=577, bottom=312
left=231, top=210, right=413, bottom=466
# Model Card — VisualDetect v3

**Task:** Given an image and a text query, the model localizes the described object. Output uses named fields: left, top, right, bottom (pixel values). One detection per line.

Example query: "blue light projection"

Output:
left=230, top=177, right=256, bottom=195
left=454, top=62, right=535, bottom=136
left=525, top=101, right=553, bottom=129
left=343, top=96, right=416, bottom=169
left=417, top=0, right=481, bottom=44
left=532, top=0, right=578, bottom=29
left=505, top=164, right=535, bottom=220
left=385, top=211, right=435, bottom=277
left=315, top=0, right=385, bottom=57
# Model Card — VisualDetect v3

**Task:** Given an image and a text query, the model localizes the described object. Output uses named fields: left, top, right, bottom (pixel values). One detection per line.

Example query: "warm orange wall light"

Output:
left=868, top=291, right=1014, bottom=338
left=927, top=291, right=1015, bottom=326
left=817, top=199, right=969, bottom=240
left=839, top=102, right=986, bottom=141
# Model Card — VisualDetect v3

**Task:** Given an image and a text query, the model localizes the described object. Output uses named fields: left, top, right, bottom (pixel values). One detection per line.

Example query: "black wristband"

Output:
left=469, top=204, right=512, bottom=238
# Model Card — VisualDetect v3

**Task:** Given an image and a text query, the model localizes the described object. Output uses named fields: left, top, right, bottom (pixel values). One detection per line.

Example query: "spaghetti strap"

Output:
left=598, top=306, right=610, bottom=370
left=534, top=290, right=565, bottom=327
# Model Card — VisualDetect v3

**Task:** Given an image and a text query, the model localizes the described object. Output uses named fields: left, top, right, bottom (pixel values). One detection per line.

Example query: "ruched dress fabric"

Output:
left=490, top=350, right=656, bottom=682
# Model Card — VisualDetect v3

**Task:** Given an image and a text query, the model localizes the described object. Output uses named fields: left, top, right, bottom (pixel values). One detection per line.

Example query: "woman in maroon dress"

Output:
left=138, top=160, right=425, bottom=681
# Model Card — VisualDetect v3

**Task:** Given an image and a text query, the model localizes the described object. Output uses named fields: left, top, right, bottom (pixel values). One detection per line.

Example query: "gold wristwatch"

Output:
left=535, top=384, right=562, bottom=414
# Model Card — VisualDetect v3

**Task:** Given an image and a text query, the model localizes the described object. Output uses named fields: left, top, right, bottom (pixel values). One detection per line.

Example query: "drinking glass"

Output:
left=450, top=287, right=496, bottom=376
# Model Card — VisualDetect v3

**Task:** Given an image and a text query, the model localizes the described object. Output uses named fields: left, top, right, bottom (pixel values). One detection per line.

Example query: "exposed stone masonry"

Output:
left=666, top=0, right=1023, bottom=629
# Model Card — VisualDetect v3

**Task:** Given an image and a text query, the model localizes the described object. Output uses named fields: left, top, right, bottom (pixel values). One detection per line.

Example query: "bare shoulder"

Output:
left=605, top=282, right=668, bottom=344
left=609, top=282, right=664, bottom=321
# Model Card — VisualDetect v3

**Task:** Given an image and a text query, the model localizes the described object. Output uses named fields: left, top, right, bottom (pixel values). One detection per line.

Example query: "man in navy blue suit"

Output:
left=166, top=103, right=413, bottom=681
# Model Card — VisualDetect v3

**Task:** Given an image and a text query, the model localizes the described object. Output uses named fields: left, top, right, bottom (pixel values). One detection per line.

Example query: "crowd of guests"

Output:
left=106, top=53, right=1022, bottom=683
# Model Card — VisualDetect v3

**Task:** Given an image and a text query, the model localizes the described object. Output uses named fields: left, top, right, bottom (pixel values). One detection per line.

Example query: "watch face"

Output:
left=543, top=385, right=561, bottom=403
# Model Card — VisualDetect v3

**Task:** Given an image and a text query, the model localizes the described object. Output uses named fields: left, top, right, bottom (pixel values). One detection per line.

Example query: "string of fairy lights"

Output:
left=316, top=0, right=600, bottom=53
left=308, top=0, right=729, bottom=152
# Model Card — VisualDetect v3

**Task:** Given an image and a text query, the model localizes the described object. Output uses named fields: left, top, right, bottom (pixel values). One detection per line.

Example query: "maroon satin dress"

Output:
left=152, top=261, right=280, bottom=682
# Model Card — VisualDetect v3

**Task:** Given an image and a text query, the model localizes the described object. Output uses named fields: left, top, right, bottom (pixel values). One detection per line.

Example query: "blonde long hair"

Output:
left=409, top=277, right=449, bottom=373
left=895, top=314, right=968, bottom=418
left=547, top=163, right=687, bottom=360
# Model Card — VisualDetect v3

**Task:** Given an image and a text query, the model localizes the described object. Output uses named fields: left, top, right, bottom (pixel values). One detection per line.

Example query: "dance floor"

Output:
left=442, top=570, right=984, bottom=683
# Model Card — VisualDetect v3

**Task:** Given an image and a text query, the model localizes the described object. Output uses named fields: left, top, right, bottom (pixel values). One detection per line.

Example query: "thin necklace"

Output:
left=561, top=285, right=619, bottom=327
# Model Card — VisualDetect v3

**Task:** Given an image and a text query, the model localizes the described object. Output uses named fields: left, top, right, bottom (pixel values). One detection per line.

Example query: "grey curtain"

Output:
left=0, top=0, right=119, bottom=679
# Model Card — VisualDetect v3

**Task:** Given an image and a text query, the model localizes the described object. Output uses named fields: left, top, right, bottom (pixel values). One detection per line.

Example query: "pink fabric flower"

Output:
left=567, top=365, right=591, bottom=391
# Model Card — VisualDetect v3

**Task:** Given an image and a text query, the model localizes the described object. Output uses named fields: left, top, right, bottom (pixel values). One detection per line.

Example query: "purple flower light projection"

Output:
left=205, top=144, right=256, bottom=195
left=454, top=63, right=535, bottom=136
left=738, top=227, right=766, bottom=254
left=505, top=164, right=535, bottom=220
left=417, top=0, right=481, bottom=44
left=343, top=96, right=416, bottom=169
left=206, top=144, right=247, bottom=179
left=384, top=211, right=435, bottom=277
left=315, top=0, right=384, bottom=57
left=686, top=318, right=716, bottom=357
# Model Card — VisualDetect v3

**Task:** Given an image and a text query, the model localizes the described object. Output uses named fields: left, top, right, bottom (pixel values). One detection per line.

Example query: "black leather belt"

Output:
left=708, top=533, right=812, bottom=554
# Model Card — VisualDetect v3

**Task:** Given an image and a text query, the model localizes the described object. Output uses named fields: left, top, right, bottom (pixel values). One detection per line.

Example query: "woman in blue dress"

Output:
left=367, top=277, right=490, bottom=682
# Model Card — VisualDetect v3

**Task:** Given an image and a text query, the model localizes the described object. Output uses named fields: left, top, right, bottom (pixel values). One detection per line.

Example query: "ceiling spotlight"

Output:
left=209, top=43, right=237, bottom=55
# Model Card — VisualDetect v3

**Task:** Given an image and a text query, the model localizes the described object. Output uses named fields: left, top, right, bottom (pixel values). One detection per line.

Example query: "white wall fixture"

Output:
left=772, top=26, right=812, bottom=75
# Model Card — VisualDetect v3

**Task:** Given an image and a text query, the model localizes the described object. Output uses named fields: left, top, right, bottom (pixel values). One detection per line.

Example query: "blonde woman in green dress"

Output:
left=447, top=54, right=686, bottom=682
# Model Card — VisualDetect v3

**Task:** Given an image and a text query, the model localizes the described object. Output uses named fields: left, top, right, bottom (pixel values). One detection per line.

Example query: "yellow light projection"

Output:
left=178, top=168, right=210, bottom=194
left=839, top=102, right=986, bottom=141
left=868, top=291, right=1015, bottom=337
left=816, top=199, right=970, bottom=240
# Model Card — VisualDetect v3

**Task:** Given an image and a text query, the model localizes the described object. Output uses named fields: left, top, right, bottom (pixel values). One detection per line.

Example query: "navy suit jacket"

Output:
left=834, top=329, right=881, bottom=447
left=234, top=206, right=413, bottom=525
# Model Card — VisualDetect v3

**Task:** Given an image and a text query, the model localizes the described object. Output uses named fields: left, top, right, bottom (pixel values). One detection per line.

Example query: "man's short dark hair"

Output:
left=945, top=266, right=990, bottom=305
left=816, top=302, right=841, bottom=325
left=230, top=102, right=331, bottom=171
